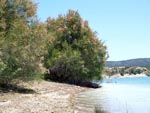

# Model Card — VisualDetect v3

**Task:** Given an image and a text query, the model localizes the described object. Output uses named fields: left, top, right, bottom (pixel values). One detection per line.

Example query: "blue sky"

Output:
left=36, top=0, right=150, bottom=61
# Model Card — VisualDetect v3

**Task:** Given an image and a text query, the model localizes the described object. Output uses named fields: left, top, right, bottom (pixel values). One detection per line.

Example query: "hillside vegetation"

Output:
left=106, top=58, right=150, bottom=67
left=105, top=58, right=150, bottom=76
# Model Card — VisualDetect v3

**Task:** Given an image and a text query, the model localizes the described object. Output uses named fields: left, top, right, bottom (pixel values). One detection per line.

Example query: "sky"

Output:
left=36, top=0, right=150, bottom=61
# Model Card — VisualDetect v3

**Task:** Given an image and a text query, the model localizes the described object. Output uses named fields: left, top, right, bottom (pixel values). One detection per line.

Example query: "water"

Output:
left=76, top=76, right=150, bottom=113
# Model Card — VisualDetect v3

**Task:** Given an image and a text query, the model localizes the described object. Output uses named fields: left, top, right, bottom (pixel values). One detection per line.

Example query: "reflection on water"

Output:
left=76, top=77, right=150, bottom=113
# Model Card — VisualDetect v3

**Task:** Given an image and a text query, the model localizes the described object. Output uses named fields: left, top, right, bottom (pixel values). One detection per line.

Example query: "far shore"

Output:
left=104, top=73, right=147, bottom=79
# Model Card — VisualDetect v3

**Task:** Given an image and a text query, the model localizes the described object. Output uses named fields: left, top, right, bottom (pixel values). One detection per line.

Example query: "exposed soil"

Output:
left=0, top=81, right=94, bottom=113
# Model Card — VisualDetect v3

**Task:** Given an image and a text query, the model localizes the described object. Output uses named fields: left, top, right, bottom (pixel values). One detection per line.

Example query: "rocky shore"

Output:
left=109, top=73, right=147, bottom=78
left=0, top=81, right=95, bottom=113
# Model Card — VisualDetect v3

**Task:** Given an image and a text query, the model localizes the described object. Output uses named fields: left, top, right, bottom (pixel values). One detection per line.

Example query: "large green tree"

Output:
left=0, top=0, right=47, bottom=83
left=44, top=10, right=107, bottom=85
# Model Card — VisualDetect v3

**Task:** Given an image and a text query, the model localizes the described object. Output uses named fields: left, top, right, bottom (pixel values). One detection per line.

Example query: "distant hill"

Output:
left=106, top=58, right=150, bottom=67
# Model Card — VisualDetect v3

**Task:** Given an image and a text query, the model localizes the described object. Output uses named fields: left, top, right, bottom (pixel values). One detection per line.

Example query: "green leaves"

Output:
left=0, top=1, right=107, bottom=85
left=0, top=0, right=46, bottom=82
left=44, top=10, right=107, bottom=83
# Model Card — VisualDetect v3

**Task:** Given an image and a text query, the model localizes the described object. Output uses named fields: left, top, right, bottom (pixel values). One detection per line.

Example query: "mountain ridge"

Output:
left=106, top=58, right=150, bottom=67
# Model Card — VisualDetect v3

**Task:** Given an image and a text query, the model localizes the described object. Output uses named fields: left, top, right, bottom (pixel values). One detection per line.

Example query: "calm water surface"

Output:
left=76, top=76, right=150, bottom=113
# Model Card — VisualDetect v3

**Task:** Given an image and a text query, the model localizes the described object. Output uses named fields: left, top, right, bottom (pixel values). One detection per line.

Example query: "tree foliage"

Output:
left=0, top=0, right=47, bottom=82
left=44, top=10, right=107, bottom=84
left=0, top=0, right=107, bottom=86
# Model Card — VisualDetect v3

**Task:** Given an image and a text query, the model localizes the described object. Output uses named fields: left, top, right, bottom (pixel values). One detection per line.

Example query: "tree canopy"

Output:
left=0, top=0, right=107, bottom=87
left=44, top=10, right=107, bottom=85
left=0, top=0, right=47, bottom=82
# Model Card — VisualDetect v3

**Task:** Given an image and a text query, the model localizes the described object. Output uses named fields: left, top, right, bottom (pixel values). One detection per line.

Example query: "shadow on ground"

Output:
left=0, top=83, right=36, bottom=94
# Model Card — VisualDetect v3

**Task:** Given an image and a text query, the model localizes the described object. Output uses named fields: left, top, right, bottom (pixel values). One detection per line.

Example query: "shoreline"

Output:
left=0, top=80, right=95, bottom=113
left=104, top=73, right=147, bottom=79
